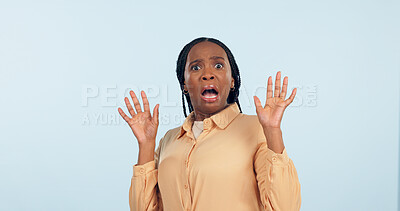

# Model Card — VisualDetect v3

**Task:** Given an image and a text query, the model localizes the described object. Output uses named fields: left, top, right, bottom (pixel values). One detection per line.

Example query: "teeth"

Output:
left=203, top=94, right=217, bottom=98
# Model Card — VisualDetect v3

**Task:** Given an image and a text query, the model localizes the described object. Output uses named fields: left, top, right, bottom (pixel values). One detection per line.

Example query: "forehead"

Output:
left=187, top=41, right=228, bottom=62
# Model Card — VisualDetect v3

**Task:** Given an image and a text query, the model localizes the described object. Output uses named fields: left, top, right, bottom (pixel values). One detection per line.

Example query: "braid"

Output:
left=181, top=93, right=188, bottom=117
left=176, top=37, right=242, bottom=117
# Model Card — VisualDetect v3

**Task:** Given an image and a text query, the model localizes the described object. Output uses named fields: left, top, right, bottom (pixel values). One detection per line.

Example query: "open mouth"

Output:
left=202, top=88, right=218, bottom=98
left=201, top=87, right=219, bottom=102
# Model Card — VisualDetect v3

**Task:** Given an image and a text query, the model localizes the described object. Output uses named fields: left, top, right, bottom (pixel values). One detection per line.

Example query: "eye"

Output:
left=191, top=65, right=200, bottom=71
left=215, top=63, right=223, bottom=69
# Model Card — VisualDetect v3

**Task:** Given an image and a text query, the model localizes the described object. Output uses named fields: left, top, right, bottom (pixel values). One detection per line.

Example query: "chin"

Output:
left=196, top=100, right=228, bottom=115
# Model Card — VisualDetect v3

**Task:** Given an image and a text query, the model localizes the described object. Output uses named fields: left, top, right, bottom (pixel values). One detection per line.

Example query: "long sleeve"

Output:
left=129, top=138, right=164, bottom=211
left=254, top=140, right=301, bottom=211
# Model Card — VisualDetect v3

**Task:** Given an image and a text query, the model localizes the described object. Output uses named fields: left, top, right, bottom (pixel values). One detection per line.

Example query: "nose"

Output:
left=201, top=68, right=215, bottom=81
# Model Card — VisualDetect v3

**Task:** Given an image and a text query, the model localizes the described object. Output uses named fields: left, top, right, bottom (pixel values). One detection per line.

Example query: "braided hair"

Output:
left=176, top=37, right=242, bottom=117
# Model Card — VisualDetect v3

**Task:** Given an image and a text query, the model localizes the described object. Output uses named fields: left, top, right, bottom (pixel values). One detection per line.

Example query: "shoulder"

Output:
left=234, top=113, right=262, bottom=129
left=236, top=113, right=259, bottom=123
left=158, top=126, right=181, bottom=145
left=165, top=126, right=181, bottom=139
left=234, top=113, right=266, bottom=143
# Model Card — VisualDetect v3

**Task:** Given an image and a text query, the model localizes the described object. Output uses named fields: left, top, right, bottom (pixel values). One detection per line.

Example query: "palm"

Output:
left=253, top=71, right=297, bottom=129
left=118, top=90, right=160, bottom=145
left=127, top=109, right=157, bottom=143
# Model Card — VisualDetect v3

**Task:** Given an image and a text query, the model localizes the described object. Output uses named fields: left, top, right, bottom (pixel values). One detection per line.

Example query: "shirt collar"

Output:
left=178, top=102, right=241, bottom=139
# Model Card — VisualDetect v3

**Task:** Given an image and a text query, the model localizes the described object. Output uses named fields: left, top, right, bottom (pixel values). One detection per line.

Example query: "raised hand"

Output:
left=253, top=71, right=297, bottom=129
left=118, top=90, right=160, bottom=146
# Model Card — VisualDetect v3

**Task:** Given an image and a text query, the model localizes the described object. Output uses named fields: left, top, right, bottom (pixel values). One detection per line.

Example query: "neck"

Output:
left=193, top=103, right=230, bottom=121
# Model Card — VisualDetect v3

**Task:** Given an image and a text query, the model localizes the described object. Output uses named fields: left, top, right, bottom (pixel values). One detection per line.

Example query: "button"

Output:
left=184, top=184, right=188, bottom=189
left=272, top=157, right=277, bottom=162
left=139, top=168, right=145, bottom=174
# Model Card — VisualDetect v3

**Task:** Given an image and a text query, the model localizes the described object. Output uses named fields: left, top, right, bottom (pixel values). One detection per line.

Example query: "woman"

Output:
left=118, top=37, right=301, bottom=211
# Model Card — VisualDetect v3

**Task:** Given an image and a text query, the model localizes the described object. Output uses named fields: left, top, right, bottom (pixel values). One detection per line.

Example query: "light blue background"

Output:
left=1, top=0, right=399, bottom=210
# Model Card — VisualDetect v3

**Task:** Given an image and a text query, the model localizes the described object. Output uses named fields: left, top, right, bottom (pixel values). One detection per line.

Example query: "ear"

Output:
left=183, top=82, right=187, bottom=91
left=231, top=78, right=235, bottom=88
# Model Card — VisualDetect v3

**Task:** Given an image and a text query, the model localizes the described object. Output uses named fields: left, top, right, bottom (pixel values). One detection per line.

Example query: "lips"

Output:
left=200, top=85, right=219, bottom=103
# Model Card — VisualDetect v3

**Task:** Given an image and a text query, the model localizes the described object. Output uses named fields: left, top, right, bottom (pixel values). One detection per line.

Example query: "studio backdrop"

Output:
left=1, top=0, right=399, bottom=210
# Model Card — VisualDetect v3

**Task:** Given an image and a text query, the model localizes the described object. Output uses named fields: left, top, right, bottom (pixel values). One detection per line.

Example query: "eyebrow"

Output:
left=189, top=56, right=225, bottom=66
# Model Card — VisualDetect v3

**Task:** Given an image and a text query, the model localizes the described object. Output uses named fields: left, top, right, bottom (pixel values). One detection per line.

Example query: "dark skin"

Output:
left=183, top=41, right=235, bottom=121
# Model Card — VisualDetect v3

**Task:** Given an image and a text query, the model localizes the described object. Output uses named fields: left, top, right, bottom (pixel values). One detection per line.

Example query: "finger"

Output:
left=129, top=90, right=142, bottom=113
left=124, top=97, right=136, bottom=117
left=152, top=104, right=160, bottom=125
left=118, top=107, right=131, bottom=123
left=253, top=96, right=263, bottom=114
left=274, top=71, right=281, bottom=98
left=280, top=76, right=288, bottom=100
left=284, top=88, right=297, bottom=106
left=141, top=90, right=150, bottom=113
left=266, top=76, right=273, bottom=100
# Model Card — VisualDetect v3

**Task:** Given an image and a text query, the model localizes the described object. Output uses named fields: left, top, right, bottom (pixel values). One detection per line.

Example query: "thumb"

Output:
left=253, top=96, right=263, bottom=115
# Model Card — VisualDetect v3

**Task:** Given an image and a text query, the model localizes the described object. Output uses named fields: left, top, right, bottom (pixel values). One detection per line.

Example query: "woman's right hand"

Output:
left=118, top=90, right=160, bottom=146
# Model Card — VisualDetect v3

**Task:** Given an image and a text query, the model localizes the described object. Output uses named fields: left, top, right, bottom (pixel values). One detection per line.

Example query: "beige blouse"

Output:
left=129, top=102, right=301, bottom=211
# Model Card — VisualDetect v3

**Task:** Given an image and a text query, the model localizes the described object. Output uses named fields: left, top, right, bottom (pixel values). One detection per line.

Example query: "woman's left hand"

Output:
left=253, top=71, right=297, bottom=129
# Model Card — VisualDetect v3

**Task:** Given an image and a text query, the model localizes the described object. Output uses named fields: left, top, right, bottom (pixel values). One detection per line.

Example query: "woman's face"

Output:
left=183, top=41, right=235, bottom=116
